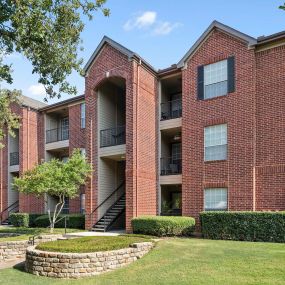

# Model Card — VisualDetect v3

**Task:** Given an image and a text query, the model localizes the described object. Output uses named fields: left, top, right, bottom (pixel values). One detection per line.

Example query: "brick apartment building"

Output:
left=0, top=21, right=284, bottom=231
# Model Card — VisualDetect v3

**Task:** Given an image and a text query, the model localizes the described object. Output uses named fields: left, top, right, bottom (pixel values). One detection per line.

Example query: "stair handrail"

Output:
left=89, top=180, right=125, bottom=228
left=102, top=192, right=126, bottom=231
left=0, top=200, right=19, bottom=223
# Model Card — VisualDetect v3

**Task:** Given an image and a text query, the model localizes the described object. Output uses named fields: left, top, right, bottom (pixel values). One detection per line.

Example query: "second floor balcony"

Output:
left=161, top=99, right=182, bottom=121
left=160, top=157, right=182, bottom=176
left=46, top=127, right=69, bottom=144
left=100, top=125, right=126, bottom=148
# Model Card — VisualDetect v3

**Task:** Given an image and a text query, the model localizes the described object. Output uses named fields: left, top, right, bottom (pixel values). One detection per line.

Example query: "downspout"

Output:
left=136, top=58, right=141, bottom=217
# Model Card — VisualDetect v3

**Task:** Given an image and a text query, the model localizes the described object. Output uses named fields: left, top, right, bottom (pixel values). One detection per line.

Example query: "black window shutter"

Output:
left=227, top=56, right=235, bottom=93
left=197, top=65, right=204, bottom=100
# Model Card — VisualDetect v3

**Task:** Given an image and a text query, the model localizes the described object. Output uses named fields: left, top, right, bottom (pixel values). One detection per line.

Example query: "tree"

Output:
left=0, top=1, right=109, bottom=148
left=1, top=0, right=109, bottom=99
left=280, top=3, right=285, bottom=10
left=14, top=149, right=92, bottom=232
left=0, top=89, right=21, bottom=148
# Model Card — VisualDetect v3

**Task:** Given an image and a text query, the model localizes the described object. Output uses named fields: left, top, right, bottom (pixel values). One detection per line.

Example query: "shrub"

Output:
left=34, top=214, right=85, bottom=229
left=28, top=214, right=43, bottom=227
left=131, top=216, right=195, bottom=237
left=200, top=211, right=285, bottom=243
left=9, top=213, right=29, bottom=227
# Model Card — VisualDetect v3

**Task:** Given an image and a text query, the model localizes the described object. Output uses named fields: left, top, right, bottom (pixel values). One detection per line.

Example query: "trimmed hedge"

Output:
left=131, top=216, right=195, bottom=237
left=34, top=214, right=85, bottom=229
left=200, top=211, right=285, bottom=243
left=28, top=214, right=43, bottom=227
left=9, top=213, right=29, bottom=227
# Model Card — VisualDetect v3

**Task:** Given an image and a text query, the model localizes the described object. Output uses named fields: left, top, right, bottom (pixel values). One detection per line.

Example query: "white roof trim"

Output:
left=177, top=21, right=257, bottom=68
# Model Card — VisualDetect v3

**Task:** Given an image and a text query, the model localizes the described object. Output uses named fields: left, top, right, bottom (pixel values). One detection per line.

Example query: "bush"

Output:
left=28, top=214, right=43, bottom=227
left=200, top=211, right=285, bottom=243
left=9, top=213, right=29, bottom=227
left=131, top=216, right=195, bottom=237
left=34, top=214, right=85, bottom=229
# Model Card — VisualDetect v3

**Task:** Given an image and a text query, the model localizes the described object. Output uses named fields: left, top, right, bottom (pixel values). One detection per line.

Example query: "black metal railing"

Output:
left=0, top=200, right=19, bottom=224
left=100, top=125, right=126, bottom=148
left=160, top=157, right=182, bottom=175
left=10, top=152, right=19, bottom=166
left=46, top=127, right=69, bottom=143
left=161, top=99, right=182, bottom=121
left=89, top=181, right=125, bottom=230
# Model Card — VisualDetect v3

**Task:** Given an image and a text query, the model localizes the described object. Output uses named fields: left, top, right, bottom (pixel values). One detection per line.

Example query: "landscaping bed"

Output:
left=27, top=236, right=154, bottom=278
left=36, top=235, right=152, bottom=253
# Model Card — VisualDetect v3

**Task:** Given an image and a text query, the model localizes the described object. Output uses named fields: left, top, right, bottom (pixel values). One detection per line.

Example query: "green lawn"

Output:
left=1, top=238, right=285, bottom=285
left=36, top=235, right=152, bottom=252
left=0, top=227, right=83, bottom=241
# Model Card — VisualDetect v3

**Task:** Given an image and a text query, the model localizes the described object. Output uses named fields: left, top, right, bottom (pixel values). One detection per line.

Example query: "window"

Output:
left=204, top=124, right=227, bottom=161
left=204, top=188, right=227, bottom=211
left=80, top=148, right=86, bottom=158
left=80, top=103, right=86, bottom=129
left=204, top=60, right=228, bottom=99
left=60, top=117, right=69, bottom=140
left=197, top=57, right=235, bottom=100
left=80, top=194, right=85, bottom=214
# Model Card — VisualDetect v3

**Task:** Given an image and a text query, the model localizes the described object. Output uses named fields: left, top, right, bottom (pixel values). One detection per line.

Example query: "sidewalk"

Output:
left=0, top=259, right=24, bottom=270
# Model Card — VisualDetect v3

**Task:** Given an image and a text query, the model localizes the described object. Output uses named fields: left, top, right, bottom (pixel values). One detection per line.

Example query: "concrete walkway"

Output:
left=0, top=259, right=25, bottom=270
left=65, top=230, right=125, bottom=238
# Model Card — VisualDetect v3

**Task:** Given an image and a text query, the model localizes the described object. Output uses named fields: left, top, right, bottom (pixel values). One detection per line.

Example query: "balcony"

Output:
left=10, top=152, right=19, bottom=166
left=160, top=157, right=182, bottom=176
left=100, top=125, right=126, bottom=148
left=161, top=99, right=182, bottom=121
left=46, top=127, right=69, bottom=144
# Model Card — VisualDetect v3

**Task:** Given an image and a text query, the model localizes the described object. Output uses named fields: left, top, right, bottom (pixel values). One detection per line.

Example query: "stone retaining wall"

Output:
left=0, top=235, right=62, bottom=261
left=26, top=242, right=153, bottom=278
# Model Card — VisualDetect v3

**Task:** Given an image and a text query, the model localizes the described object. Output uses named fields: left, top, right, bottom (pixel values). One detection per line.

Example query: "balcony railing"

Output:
left=100, top=125, right=126, bottom=148
left=46, top=127, right=69, bottom=143
left=161, top=99, right=182, bottom=121
left=10, top=152, right=19, bottom=166
left=160, top=157, right=182, bottom=175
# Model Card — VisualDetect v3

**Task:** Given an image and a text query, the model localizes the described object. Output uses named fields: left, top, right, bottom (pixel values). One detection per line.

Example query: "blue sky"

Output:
left=2, top=0, right=285, bottom=103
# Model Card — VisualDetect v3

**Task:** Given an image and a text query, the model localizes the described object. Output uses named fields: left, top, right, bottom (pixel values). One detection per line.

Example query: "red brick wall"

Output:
left=19, top=107, right=44, bottom=213
left=182, top=29, right=256, bottom=226
left=69, top=103, right=86, bottom=213
left=85, top=44, right=157, bottom=231
left=0, top=130, right=8, bottom=220
left=255, top=45, right=285, bottom=210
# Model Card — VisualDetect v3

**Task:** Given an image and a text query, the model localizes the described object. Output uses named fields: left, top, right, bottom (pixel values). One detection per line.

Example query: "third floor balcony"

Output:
left=100, top=125, right=126, bottom=148
left=46, top=127, right=69, bottom=144
left=161, top=99, right=182, bottom=121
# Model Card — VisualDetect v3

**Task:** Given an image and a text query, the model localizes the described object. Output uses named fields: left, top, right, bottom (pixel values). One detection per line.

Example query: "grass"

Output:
left=36, top=235, right=152, bottom=253
left=1, top=238, right=285, bottom=285
left=0, top=227, right=83, bottom=241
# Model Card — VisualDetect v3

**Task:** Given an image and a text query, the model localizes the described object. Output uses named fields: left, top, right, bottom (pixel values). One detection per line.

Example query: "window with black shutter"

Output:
left=197, top=57, right=235, bottom=100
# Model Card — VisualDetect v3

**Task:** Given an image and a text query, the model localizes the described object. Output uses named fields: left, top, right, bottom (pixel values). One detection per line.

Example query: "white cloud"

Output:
left=152, top=22, right=182, bottom=36
left=123, top=11, right=157, bottom=31
left=123, top=11, right=182, bottom=36
left=28, top=84, right=46, bottom=96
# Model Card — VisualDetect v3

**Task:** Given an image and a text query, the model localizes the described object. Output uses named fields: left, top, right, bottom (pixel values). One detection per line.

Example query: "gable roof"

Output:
left=177, top=21, right=257, bottom=68
left=83, top=36, right=156, bottom=75
left=21, top=95, right=47, bottom=110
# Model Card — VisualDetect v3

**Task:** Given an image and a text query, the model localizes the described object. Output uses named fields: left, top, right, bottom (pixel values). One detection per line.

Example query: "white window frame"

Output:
left=204, top=188, right=228, bottom=211
left=204, top=59, right=228, bottom=99
left=80, top=103, right=86, bottom=129
left=204, top=124, right=227, bottom=161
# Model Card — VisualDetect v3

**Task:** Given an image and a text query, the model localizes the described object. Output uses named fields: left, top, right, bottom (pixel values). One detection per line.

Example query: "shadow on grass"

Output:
left=13, top=261, right=26, bottom=272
